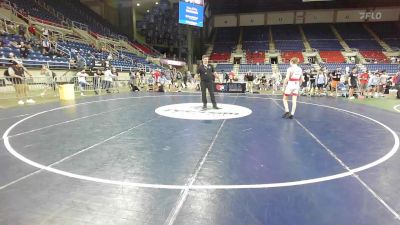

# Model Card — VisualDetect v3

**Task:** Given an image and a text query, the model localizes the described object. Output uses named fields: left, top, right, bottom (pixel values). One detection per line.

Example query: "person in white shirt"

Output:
left=42, top=38, right=51, bottom=55
left=102, top=67, right=115, bottom=93
left=315, top=70, right=326, bottom=96
left=76, top=69, right=89, bottom=96
left=282, top=57, right=303, bottom=119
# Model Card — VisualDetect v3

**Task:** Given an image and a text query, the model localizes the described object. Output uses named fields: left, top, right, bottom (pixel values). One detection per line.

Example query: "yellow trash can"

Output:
left=59, top=84, right=75, bottom=100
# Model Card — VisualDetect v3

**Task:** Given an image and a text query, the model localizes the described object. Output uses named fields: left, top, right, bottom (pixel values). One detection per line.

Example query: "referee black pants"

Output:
left=200, top=81, right=217, bottom=106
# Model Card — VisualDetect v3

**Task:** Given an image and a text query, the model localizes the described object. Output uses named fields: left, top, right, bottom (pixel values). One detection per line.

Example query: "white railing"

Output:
left=0, top=75, right=130, bottom=95
left=72, top=21, right=88, bottom=31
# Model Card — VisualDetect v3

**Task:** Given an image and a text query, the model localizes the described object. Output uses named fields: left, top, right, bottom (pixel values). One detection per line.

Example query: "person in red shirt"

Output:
left=153, top=69, right=161, bottom=84
left=28, top=24, right=36, bottom=36
left=358, top=70, right=369, bottom=98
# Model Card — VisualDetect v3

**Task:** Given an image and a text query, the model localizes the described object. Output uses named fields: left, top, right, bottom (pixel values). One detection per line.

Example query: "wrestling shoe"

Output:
left=282, top=112, right=290, bottom=118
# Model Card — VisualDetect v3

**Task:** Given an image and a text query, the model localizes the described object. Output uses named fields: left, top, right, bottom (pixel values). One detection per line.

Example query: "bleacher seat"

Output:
left=360, top=51, right=388, bottom=63
left=239, top=64, right=272, bottom=73
left=319, top=51, right=346, bottom=63
left=320, top=63, right=356, bottom=71
left=364, top=64, right=399, bottom=74
left=281, top=51, right=304, bottom=63
left=242, top=26, right=269, bottom=53
left=215, top=64, right=233, bottom=72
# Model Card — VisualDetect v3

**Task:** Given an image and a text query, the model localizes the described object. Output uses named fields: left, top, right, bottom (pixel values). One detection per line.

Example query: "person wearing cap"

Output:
left=7, top=60, right=35, bottom=105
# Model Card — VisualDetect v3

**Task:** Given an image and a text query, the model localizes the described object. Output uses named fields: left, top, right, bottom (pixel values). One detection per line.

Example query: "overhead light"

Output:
left=137, top=3, right=140, bottom=6
left=147, top=10, right=150, bottom=12
left=155, top=2, right=158, bottom=5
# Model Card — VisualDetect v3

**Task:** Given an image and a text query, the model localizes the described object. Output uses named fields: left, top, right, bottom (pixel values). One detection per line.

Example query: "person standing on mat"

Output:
left=282, top=57, right=303, bottom=119
left=197, top=56, right=220, bottom=110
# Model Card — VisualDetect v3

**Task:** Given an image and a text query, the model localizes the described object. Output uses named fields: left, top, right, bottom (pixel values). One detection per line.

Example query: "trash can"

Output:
left=58, top=84, right=75, bottom=100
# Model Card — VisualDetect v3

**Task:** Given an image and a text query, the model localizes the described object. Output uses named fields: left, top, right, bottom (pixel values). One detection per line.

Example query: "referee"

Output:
left=197, top=56, right=220, bottom=110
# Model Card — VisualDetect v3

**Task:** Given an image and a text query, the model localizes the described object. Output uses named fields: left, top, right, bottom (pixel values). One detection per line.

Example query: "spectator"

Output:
left=40, top=64, right=57, bottom=96
left=393, top=71, right=400, bottom=99
left=378, top=71, right=388, bottom=97
left=102, top=67, right=114, bottom=93
left=158, top=74, right=166, bottom=92
left=348, top=67, right=358, bottom=100
left=368, top=71, right=380, bottom=98
left=107, top=53, right=113, bottom=60
left=76, top=69, right=89, bottom=96
left=28, top=24, right=36, bottom=36
left=18, top=24, right=26, bottom=37
left=245, top=70, right=254, bottom=94
left=19, top=42, right=30, bottom=58
left=42, top=38, right=51, bottom=55
left=175, top=71, right=183, bottom=92
left=358, top=70, right=369, bottom=98
left=111, top=67, right=119, bottom=93
left=93, top=69, right=103, bottom=95
left=6, top=60, right=35, bottom=105
left=129, top=70, right=140, bottom=92
left=183, top=71, right=189, bottom=88
left=316, top=69, right=327, bottom=96
left=228, top=70, right=235, bottom=83
left=42, top=28, right=49, bottom=37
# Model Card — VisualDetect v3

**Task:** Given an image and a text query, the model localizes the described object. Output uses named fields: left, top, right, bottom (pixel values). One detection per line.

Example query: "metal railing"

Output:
left=0, top=75, right=130, bottom=95
left=71, top=21, right=88, bottom=31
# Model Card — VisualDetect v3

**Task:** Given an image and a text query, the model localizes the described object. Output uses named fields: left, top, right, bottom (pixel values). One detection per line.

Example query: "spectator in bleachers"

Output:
left=28, top=24, right=36, bottom=36
left=41, top=37, right=51, bottom=55
left=42, top=28, right=49, bottom=37
left=107, top=53, right=113, bottom=61
left=0, top=23, right=7, bottom=36
left=348, top=67, right=358, bottom=100
left=18, top=42, right=30, bottom=58
left=18, top=24, right=26, bottom=37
